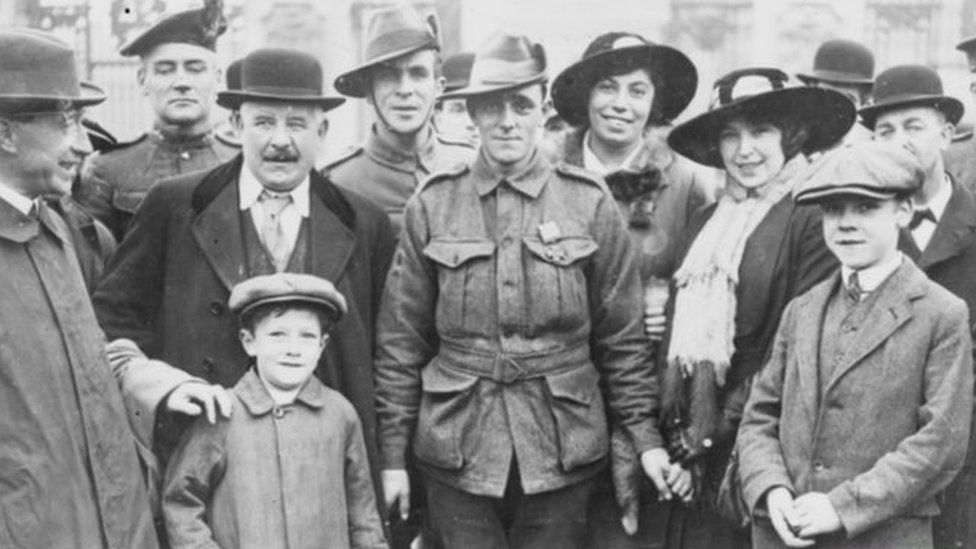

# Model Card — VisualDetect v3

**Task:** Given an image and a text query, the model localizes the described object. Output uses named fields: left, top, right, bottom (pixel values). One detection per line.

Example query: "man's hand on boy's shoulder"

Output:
left=166, top=381, right=233, bottom=424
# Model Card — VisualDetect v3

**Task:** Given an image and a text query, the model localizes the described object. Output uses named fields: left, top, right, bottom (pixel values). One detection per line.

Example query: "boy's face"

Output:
left=240, top=308, right=327, bottom=394
left=821, top=196, right=911, bottom=270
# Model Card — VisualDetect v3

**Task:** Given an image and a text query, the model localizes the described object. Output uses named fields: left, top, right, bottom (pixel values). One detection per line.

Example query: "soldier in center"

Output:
left=374, top=33, right=676, bottom=548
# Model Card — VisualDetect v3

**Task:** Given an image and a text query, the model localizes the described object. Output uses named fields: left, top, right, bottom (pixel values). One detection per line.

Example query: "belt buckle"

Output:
left=492, top=353, right=524, bottom=384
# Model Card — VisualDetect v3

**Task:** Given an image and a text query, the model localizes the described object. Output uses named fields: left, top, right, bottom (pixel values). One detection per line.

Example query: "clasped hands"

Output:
left=766, top=487, right=842, bottom=547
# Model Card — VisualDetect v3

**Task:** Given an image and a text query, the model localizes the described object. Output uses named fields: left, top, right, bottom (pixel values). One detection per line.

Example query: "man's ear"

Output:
left=436, top=75, right=445, bottom=96
left=940, top=121, right=955, bottom=151
left=0, top=118, right=18, bottom=154
left=230, top=110, right=243, bottom=133
left=318, top=114, right=329, bottom=138
left=136, top=64, right=148, bottom=96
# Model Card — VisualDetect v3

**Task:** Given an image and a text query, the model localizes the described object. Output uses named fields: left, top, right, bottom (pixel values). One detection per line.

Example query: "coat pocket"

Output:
left=522, top=236, right=599, bottom=329
left=423, top=238, right=495, bottom=334
left=413, top=358, right=481, bottom=471
left=544, top=364, right=608, bottom=471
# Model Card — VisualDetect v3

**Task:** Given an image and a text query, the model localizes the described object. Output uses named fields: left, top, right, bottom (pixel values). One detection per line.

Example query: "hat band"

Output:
left=242, top=85, right=324, bottom=98
left=0, top=67, right=80, bottom=97
left=468, top=58, right=544, bottom=87
left=364, top=28, right=436, bottom=62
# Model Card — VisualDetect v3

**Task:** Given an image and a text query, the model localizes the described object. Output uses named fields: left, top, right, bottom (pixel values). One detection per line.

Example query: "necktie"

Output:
left=908, top=207, right=936, bottom=230
left=257, top=189, right=293, bottom=272
left=845, top=271, right=862, bottom=305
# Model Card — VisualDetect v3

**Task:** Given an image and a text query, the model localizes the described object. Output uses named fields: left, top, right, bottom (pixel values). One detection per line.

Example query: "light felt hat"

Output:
left=438, top=33, right=547, bottom=101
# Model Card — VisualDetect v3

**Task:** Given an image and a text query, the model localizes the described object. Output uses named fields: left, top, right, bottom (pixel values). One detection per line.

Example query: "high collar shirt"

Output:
left=239, top=167, right=310, bottom=252
left=841, top=253, right=903, bottom=300
left=911, top=174, right=952, bottom=251
left=0, top=177, right=36, bottom=216
left=581, top=130, right=644, bottom=175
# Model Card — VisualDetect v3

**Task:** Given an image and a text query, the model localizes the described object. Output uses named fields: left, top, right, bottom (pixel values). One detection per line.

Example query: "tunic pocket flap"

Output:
left=545, top=365, right=599, bottom=405
left=112, top=190, right=146, bottom=213
left=523, top=236, right=598, bottom=267
left=423, top=239, right=496, bottom=268
left=421, top=359, right=481, bottom=394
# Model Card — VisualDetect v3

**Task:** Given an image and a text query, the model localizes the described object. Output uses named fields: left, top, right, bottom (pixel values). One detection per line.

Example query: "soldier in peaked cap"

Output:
left=862, top=63, right=976, bottom=549
left=432, top=52, right=478, bottom=146
left=325, top=4, right=474, bottom=235
left=374, top=32, right=672, bottom=549
left=92, top=47, right=397, bottom=541
left=0, top=28, right=160, bottom=548
left=798, top=38, right=876, bottom=148
left=944, top=35, right=976, bottom=192
left=76, top=0, right=238, bottom=241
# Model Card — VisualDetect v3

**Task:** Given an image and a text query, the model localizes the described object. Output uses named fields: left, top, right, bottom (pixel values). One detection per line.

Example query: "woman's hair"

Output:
left=736, top=109, right=812, bottom=160
left=239, top=301, right=334, bottom=335
left=586, top=60, right=664, bottom=128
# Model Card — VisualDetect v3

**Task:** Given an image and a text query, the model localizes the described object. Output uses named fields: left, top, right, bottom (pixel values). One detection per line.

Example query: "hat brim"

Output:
left=667, top=87, right=855, bottom=168
left=796, top=69, right=873, bottom=86
left=795, top=184, right=905, bottom=205
left=0, top=80, right=107, bottom=109
left=551, top=44, right=698, bottom=127
left=217, top=91, right=346, bottom=111
left=334, top=43, right=436, bottom=98
left=858, top=95, right=964, bottom=129
left=238, top=295, right=344, bottom=322
left=438, top=74, right=548, bottom=101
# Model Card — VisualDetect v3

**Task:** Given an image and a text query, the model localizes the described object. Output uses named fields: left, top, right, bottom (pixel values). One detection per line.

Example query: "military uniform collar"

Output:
left=472, top=147, right=549, bottom=198
left=149, top=126, right=216, bottom=149
left=236, top=368, right=327, bottom=417
left=365, top=124, right=438, bottom=173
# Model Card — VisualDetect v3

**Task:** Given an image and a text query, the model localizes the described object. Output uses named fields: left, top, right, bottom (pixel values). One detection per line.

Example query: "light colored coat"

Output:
left=738, top=260, right=973, bottom=549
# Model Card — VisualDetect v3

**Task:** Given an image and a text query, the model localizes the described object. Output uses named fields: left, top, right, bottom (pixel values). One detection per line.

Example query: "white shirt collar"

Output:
left=841, top=253, right=903, bottom=295
left=238, top=165, right=310, bottom=217
left=581, top=130, right=644, bottom=176
left=0, top=178, right=36, bottom=216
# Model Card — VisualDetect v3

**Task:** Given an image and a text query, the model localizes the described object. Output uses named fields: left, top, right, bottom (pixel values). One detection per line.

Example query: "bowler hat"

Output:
left=858, top=64, right=963, bottom=129
left=119, top=0, right=226, bottom=57
left=229, top=273, right=348, bottom=323
left=217, top=48, right=345, bottom=111
left=225, top=58, right=243, bottom=91
left=439, top=33, right=547, bottom=100
left=667, top=67, right=855, bottom=168
left=797, top=39, right=874, bottom=86
left=552, top=32, right=698, bottom=127
left=442, top=52, right=475, bottom=92
left=334, top=5, right=440, bottom=98
left=0, top=29, right=106, bottom=108
left=795, top=141, right=924, bottom=204
left=957, top=35, right=976, bottom=73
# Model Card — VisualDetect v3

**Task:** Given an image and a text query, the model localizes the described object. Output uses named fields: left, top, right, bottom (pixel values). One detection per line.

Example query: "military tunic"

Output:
left=77, top=129, right=239, bottom=239
left=375, top=149, right=661, bottom=498
left=324, top=125, right=474, bottom=234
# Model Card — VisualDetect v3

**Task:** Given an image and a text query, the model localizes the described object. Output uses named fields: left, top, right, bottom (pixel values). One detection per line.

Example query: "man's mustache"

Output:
left=263, top=150, right=300, bottom=162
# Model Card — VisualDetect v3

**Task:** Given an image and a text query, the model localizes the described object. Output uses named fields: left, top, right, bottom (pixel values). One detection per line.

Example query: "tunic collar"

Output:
left=149, top=127, right=217, bottom=150
left=0, top=177, right=35, bottom=216
left=472, top=147, right=549, bottom=198
left=235, top=368, right=327, bottom=417
left=364, top=124, right=438, bottom=173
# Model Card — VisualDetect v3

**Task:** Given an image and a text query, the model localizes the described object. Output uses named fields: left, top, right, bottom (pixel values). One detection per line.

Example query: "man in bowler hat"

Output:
left=325, top=4, right=475, bottom=234
left=0, top=28, right=159, bottom=548
left=76, top=1, right=238, bottom=240
left=861, top=64, right=976, bottom=549
left=798, top=38, right=875, bottom=148
left=92, top=48, right=396, bottom=526
left=944, top=35, right=976, bottom=192
left=374, top=32, right=673, bottom=548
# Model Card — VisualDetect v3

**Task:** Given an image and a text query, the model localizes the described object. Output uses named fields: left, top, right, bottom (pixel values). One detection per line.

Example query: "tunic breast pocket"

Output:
left=522, top=235, right=599, bottom=329
left=423, top=238, right=496, bottom=334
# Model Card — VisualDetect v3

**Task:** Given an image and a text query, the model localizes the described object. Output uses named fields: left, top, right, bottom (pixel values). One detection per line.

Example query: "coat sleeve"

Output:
left=343, top=406, right=390, bottom=549
left=588, top=189, right=662, bottom=453
left=737, top=299, right=798, bottom=514
left=161, top=417, right=227, bottom=549
left=373, top=195, right=438, bottom=470
left=827, top=300, right=974, bottom=538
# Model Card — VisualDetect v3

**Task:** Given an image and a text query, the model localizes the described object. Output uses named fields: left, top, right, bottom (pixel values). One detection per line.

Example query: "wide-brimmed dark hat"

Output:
left=551, top=32, right=698, bottom=127
left=119, top=1, right=226, bottom=57
left=442, top=52, right=475, bottom=93
left=439, top=33, right=547, bottom=100
left=797, top=39, right=874, bottom=86
left=795, top=141, right=923, bottom=204
left=334, top=5, right=439, bottom=98
left=668, top=68, right=855, bottom=168
left=0, top=28, right=106, bottom=109
left=217, top=48, right=345, bottom=111
left=858, top=65, right=964, bottom=129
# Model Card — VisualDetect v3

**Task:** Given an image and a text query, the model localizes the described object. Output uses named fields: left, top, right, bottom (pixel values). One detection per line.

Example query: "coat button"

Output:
left=202, top=357, right=215, bottom=374
left=209, top=302, right=224, bottom=316
left=813, top=461, right=826, bottom=472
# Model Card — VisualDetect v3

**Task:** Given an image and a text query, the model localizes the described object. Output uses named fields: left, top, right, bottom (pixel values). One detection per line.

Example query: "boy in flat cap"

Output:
left=77, top=0, right=238, bottom=240
left=738, top=141, right=973, bottom=549
left=163, top=273, right=387, bottom=549
left=325, top=4, right=474, bottom=234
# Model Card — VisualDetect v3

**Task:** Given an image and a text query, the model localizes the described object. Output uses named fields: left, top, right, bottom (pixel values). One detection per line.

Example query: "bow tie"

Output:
left=908, top=207, right=936, bottom=230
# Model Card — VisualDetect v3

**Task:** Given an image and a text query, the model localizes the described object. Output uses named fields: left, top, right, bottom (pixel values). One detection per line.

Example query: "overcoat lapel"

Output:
left=308, top=177, right=356, bottom=284
left=917, top=181, right=976, bottom=270
left=191, top=160, right=248, bottom=291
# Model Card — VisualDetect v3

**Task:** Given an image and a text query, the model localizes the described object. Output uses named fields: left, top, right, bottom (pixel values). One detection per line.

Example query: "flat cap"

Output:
left=229, top=273, right=348, bottom=322
left=795, top=141, right=924, bottom=204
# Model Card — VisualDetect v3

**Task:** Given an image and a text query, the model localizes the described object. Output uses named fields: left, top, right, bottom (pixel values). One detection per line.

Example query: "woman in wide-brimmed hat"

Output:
left=657, top=68, right=854, bottom=548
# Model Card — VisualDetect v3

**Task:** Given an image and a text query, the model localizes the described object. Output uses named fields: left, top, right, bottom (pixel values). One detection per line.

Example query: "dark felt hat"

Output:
left=551, top=32, right=698, bottom=126
left=795, top=141, right=924, bottom=204
left=438, top=33, right=547, bottom=100
left=217, top=48, right=345, bottom=111
left=957, top=35, right=976, bottom=72
left=442, top=52, right=475, bottom=92
left=229, top=273, right=348, bottom=322
left=667, top=67, right=855, bottom=168
left=119, top=1, right=226, bottom=57
left=81, top=117, right=117, bottom=153
left=0, top=29, right=106, bottom=108
left=797, top=39, right=874, bottom=86
left=334, top=5, right=440, bottom=98
left=225, top=58, right=243, bottom=91
left=858, top=64, right=963, bottom=129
